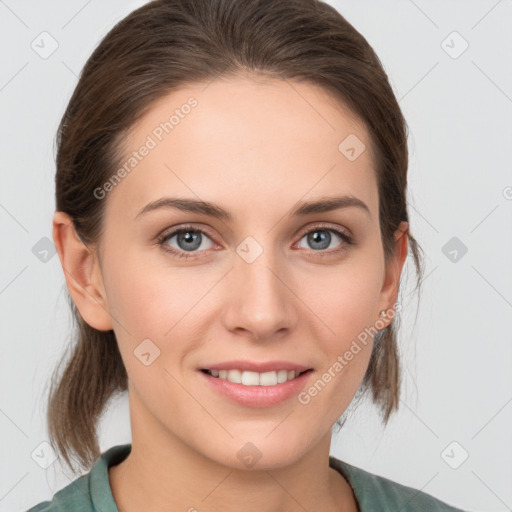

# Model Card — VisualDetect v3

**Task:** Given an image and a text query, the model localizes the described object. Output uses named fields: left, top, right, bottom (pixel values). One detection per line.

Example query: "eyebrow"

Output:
left=134, top=195, right=371, bottom=221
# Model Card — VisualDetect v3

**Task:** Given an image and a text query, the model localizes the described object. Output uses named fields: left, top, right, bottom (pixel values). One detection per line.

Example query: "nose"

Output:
left=221, top=247, right=299, bottom=342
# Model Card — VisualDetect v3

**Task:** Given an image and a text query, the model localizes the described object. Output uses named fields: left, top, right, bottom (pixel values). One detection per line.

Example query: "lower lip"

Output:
left=198, top=369, right=313, bottom=407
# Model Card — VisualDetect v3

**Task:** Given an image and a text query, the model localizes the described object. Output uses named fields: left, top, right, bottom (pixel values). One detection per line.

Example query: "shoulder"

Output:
left=25, top=473, right=92, bottom=511
left=329, top=456, right=469, bottom=512
left=26, top=444, right=132, bottom=512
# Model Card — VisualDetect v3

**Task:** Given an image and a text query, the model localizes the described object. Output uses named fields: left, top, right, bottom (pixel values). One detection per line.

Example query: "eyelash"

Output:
left=156, top=223, right=353, bottom=260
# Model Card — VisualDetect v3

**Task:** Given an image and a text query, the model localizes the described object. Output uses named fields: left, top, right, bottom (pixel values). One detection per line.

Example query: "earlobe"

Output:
left=52, top=211, right=113, bottom=332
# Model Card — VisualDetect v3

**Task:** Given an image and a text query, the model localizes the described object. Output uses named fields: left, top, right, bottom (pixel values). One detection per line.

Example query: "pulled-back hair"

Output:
left=47, top=0, right=424, bottom=476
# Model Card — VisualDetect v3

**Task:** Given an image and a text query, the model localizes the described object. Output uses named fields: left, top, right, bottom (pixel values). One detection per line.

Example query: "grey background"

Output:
left=1, top=1, right=511, bottom=511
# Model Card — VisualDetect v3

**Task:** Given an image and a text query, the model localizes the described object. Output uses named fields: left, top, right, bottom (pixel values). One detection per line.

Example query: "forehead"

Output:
left=105, top=76, right=378, bottom=222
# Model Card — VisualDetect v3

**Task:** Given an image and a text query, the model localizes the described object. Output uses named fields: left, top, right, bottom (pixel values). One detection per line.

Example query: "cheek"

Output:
left=104, top=248, right=197, bottom=330
left=303, top=260, right=383, bottom=340
left=296, top=256, right=383, bottom=393
left=298, top=271, right=380, bottom=413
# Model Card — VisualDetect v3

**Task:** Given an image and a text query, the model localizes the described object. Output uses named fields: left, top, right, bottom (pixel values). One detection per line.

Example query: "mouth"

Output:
left=200, top=368, right=313, bottom=387
left=198, top=366, right=314, bottom=407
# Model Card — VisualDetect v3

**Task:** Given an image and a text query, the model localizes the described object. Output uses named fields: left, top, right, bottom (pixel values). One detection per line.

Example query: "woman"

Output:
left=28, top=0, right=468, bottom=510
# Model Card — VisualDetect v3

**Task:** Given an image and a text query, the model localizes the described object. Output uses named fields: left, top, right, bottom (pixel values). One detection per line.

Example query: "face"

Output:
left=90, top=76, right=403, bottom=469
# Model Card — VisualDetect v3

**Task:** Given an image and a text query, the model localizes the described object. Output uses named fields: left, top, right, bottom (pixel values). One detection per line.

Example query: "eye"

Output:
left=296, top=225, right=353, bottom=254
left=157, top=223, right=353, bottom=260
left=157, top=226, right=215, bottom=259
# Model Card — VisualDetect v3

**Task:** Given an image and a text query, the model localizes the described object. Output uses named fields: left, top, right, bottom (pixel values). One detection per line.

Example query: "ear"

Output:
left=378, top=221, right=409, bottom=323
left=52, top=211, right=113, bottom=331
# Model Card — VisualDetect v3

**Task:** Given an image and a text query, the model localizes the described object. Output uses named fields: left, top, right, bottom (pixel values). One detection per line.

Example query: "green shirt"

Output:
left=27, top=444, right=468, bottom=511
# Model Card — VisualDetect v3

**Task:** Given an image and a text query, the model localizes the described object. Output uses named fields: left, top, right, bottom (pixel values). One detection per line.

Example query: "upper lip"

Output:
left=200, top=360, right=312, bottom=373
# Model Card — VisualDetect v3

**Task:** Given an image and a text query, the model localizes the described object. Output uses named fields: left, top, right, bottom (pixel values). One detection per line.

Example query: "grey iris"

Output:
left=308, top=230, right=331, bottom=250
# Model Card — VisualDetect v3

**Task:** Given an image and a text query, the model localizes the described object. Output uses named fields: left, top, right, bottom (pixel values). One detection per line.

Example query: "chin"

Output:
left=204, top=430, right=316, bottom=471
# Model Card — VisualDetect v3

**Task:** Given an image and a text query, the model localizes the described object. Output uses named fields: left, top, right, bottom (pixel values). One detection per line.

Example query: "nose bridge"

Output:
left=225, top=234, right=296, bottom=338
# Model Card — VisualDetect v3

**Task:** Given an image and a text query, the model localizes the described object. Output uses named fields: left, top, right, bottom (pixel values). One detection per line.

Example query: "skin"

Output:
left=53, top=75, right=408, bottom=512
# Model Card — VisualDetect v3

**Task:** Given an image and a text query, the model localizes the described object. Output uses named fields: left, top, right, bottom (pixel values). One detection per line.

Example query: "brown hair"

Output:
left=47, top=0, right=424, bottom=475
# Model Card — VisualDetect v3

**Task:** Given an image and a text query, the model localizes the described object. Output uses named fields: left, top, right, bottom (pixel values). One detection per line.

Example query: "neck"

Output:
left=109, top=390, right=358, bottom=512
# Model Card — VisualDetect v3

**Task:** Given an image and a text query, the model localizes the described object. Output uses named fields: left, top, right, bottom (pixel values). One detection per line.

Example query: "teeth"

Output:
left=277, top=370, right=289, bottom=383
left=241, top=371, right=259, bottom=386
left=207, top=369, right=303, bottom=386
